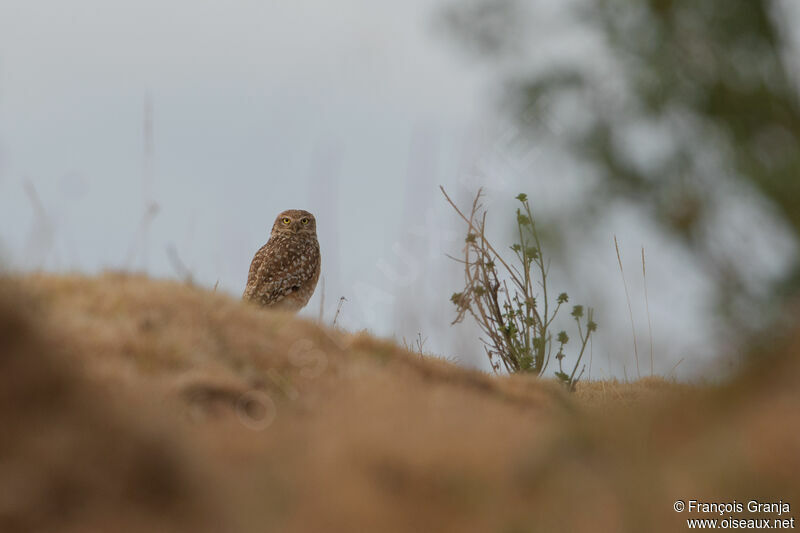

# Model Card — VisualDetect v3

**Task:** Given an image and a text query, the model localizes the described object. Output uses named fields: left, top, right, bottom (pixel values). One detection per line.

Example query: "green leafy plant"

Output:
left=441, top=187, right=596, bottom=390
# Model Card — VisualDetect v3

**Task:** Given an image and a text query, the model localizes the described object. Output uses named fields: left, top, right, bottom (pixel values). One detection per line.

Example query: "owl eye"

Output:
left=281, top=217, right=291, bottom=225
left=301, top=218, right=309, bottom=225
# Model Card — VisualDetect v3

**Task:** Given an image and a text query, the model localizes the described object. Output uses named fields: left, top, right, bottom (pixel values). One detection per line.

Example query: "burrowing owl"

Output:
left=243, top=209, right=321, bottom=312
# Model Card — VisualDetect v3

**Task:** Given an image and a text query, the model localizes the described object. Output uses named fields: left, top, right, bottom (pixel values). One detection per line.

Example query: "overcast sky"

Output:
left=0, top=0, right=746, bottom=379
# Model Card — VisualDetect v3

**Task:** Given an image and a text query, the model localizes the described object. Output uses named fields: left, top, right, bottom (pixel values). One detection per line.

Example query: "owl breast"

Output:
left=242, top=233, right=321, bottom=312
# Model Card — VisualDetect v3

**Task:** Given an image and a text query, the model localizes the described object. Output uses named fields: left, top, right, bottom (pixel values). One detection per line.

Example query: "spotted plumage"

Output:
left=243, top=209, right=321, bottom=312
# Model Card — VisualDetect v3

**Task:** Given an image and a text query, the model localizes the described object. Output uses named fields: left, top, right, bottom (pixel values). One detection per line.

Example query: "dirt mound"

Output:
left=3, top=273, right=799, bottom=532
left=0, top=280, right=227, bottom=533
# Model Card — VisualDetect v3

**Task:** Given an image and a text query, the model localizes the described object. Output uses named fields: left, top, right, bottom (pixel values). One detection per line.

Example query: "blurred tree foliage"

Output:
left=443, top=0, right=800, bottom=333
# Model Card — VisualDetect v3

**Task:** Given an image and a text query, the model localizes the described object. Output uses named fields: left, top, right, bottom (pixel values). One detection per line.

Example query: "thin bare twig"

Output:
left=166, top=243, right=194, bottom=285
left=23, top=179, right=57, bottom=266
left=402, top=333, right=427, bottom=357
left=318, top=276, right=326, bottom=324
left=440, top=186, right=522, bottom=284
left=669, top=357, right=685, bottom=379
left=332, top=296, right=347, bottom=328
left=125, top=203, right=159, bottom=269
left=615, top=236, right=640, bottom=379
left=642, top=247, right=654, bottom=376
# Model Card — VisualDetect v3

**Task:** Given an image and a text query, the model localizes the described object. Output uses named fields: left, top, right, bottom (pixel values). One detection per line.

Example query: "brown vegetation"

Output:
left=2, top=273, right=799, bottom=532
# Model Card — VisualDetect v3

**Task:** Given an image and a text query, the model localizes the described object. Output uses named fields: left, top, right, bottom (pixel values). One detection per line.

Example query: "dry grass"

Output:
left=2, top=273, right=799, bottom=532
left=573, top=376, right=698, bottom=405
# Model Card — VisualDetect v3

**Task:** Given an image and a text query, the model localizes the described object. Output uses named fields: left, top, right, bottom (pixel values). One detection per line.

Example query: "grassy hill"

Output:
left=2, top=274, right=799, bottom=532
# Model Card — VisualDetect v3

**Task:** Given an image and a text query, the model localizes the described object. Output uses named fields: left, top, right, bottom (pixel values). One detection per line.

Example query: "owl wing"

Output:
left=243, top=245, right=269, bottom=300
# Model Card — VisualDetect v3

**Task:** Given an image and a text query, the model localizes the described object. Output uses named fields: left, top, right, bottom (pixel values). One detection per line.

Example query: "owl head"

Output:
left=271, top=209, right=317, bottom=237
